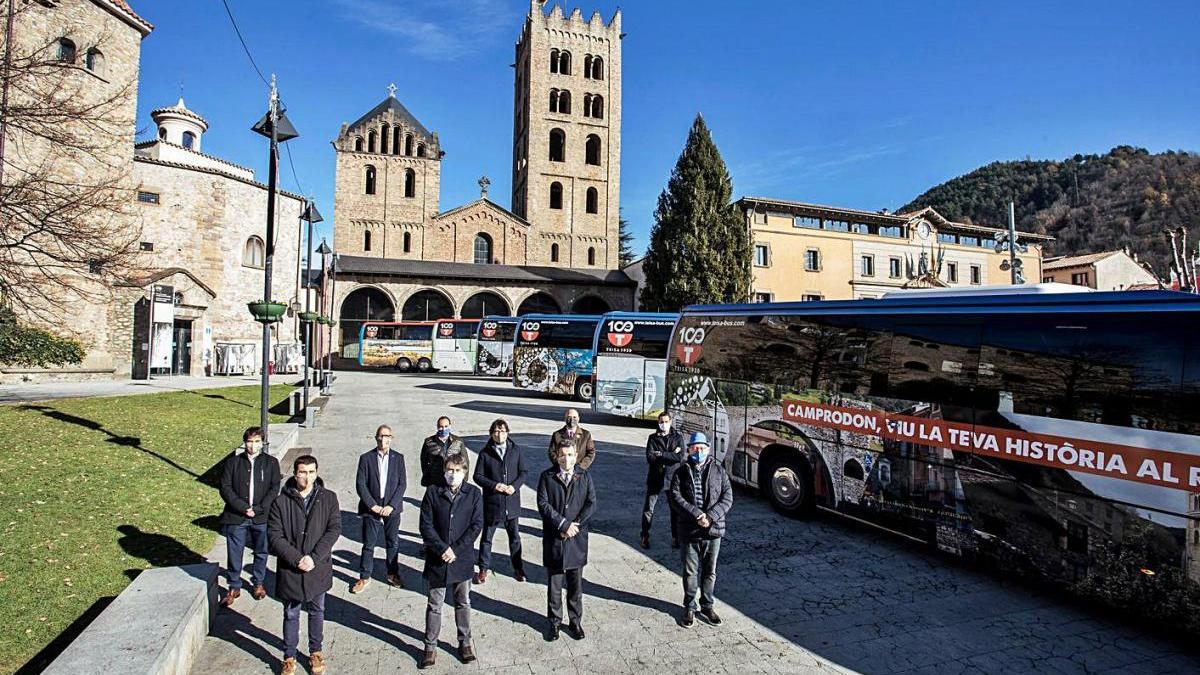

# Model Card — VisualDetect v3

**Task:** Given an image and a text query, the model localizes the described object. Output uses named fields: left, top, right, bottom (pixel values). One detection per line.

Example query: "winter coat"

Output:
left=268, top=477, right=342, bottom=603
left=420, top=434, right=470, bottom=487
left=419, top=483, right=484, bottom=586
left=669, top=459, right=733, bottom=542
left=355, top=448, right=407, bottom=516
left=218, top=450, right=281, bottom=526
left=547, top=426, right=596, bottom=469
left=644, top=430, right=686, bottom=492
left=473, top=438, right=529, bottom=524
left=536, top=466, right=596, bottom=572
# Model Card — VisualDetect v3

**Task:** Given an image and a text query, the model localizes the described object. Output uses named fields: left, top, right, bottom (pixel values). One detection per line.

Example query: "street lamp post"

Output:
left=994, top=201, right=1028, bottom=285
left=315, top=239, right=332, bottom=395
left=301, top=201, right=323, bottom=416
left=323, top=251, right=338, bottom=396
left=250, top=75, right=299, bottom=453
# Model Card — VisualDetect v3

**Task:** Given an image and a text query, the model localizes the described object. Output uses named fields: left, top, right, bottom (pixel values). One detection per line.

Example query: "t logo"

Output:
left=438, top=323, right=454, bottom=337
left=481, top=321, right=497, bottom=339
left=606, top=320, right=634, bottom=347
left=675, top=326, right=705, bottom=366
left=519, top=322, right=540, bottom=342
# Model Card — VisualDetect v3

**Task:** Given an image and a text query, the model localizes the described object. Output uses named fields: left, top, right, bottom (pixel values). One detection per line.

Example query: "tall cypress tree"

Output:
left=617, top=211, right=636, bottom=267
left=639, top=114, right=751, bottom=311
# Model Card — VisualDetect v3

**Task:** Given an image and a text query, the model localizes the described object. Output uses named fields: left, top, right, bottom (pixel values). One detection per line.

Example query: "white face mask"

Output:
left=245, top=440, right=263, bottom=455
left=492, top=431, right=508, bottom=446
left=445, top=470, right=465, bottom=487
left=657, top=422, right=670, bottom=433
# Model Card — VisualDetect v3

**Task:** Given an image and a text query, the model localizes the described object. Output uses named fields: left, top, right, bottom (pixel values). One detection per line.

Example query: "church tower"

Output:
left=512, top=0, right=622, bottom=269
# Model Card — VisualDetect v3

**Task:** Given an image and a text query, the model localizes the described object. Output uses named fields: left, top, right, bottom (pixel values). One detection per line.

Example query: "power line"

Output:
left=284, top=140, right=307, bottom=198
left=220, top=0, right=269, bottom=86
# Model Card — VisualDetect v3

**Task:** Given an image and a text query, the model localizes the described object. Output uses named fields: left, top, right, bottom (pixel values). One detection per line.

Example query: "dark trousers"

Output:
left=641, top=485, right=678, bottom=539
left=425, top=580, right=472, bottom=649
left=223, top=520, right=268, bottom=590
left=547, top=567, right=584, bottom=626
left=282, top=592, right=325, bottom=659
left=682, top=538, right=721, bottom=611
left=477, top=517, right=524, bottom=574
left=359, top=513, right=401, bottom=579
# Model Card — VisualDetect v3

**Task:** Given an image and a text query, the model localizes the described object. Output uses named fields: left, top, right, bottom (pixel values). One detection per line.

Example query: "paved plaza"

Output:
left=194, top=371, right=1200, bottom=674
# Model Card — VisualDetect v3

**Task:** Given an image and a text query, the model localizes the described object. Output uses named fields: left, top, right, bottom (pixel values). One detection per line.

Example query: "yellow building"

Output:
left=738, top=197, right=1050, bottom=301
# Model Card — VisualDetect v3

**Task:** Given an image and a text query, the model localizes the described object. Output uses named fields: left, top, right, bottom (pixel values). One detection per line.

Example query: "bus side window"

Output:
left=885, top=322, right=981, bottom=415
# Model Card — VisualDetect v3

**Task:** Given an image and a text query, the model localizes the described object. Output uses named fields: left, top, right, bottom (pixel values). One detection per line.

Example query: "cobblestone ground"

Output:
left=193, top=371, right=1200, bottom=674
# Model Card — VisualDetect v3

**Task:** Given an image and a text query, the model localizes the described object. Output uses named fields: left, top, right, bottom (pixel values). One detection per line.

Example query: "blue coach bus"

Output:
left=512, top=314, right=603, bottom=402
left=592, top=312, right=679, bottom=419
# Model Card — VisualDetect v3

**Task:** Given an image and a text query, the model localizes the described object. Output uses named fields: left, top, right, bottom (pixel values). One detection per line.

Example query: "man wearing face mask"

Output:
left=547, top=409, right=596, bottom=470
left=353, top=424, right=408, bottom=593
left=536, top=440, right=596, bottom=641
left=641, top=411, right=685, bottom=550
left=419, top=452, right=484, bottom=668
left=668, top=432, right=733, bottom=629
left=421, top=416, right=469, bottom=488
left=473, top=418, right=529, bottom=584
left=218, top=426, right=281, bottom=607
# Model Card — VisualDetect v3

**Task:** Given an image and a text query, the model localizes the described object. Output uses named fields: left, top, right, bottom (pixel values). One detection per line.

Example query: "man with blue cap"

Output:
left=668, top=431, right=733, bottom=628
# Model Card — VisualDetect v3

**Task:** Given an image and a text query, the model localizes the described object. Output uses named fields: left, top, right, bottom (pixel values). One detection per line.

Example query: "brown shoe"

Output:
left=459, top=643, right=476, bottom=664
left=251, top=584, right=267, bottom=600
left=350, top=578, right=369, bottom=594
left=220, top=588, right=241, bottom=607
left=310, top=651, right=327, bottom=675
left=419, top=649, right=436, bottom=669
left=386, top=573, right=404, bottom=588
left=279, top=657, right=297, bottom=675
left=473, top=569, right=488, bottom=585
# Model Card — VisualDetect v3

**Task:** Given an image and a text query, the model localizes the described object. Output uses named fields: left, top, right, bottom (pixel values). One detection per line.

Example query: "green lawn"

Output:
left=0, top=385, right=292, bottom=674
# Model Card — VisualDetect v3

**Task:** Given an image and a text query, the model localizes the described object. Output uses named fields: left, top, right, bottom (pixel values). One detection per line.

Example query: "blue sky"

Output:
left=134, top=0, right=1200, bottom=258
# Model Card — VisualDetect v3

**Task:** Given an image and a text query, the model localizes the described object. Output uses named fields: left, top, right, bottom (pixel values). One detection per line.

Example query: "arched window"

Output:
left=549, top=89, right=559, bottom=113
left=583, top=55, right=593, bottom=79
left=550, top=48, right=559, bottom=74
left=243, top=236, right=265, bottom=268
left=158, top=127, right=167, bottom=140
left=551, top=243, right=560, bottom=263
left=587, top=247, right=596, bottom=266
left=182, top=131, right=195, bottom=150
left=364, top=230, right=372, bottom=251
left=586, top=187, right=598, bottom=214
left=354, top=137, right=364, bottom=152
left=549, top=128, right=565, bottom=162
left=367, top=131, right=377, bottom=153
left=380, top=124, right=389, bottom=154
left=405, top=134, right=414, bottom=156
left=392, top=127, right=401, bottom=155
left=364, top=165, right=377, bottom=195
left=843, top=459, right=864, bottom=481
left=591, top=56, right=604, bottom=80
left=558, top=90, right=571, bottom=115
left=559, top=50, right=571, bottom=75
left=583, top=93, right=591, bottom=118
left=85, top=48, right=104, bottom=75
left=549, top=181, right=563, bottom=210
left=416, top=143, right=426, bottom=158
left=474, top=233, right=493, bottom=265
left=585, top=134, right=601, bottom=166
left=404, top=169, right=416, bottom=198
left=403, top=231, right=412, bottom=253
left=56, top=38, right=76, bottom=63
left=590, top=94, right=603, bottom=120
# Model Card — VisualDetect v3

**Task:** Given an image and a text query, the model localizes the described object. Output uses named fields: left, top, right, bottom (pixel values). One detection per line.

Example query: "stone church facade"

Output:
left=328, top=1, right=633, bottom=356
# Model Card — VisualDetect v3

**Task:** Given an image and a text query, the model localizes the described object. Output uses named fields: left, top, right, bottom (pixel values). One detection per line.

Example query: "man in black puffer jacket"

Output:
left=268, top=455, right=341, bottom=675
left=668, top=432, right=732, bottom=630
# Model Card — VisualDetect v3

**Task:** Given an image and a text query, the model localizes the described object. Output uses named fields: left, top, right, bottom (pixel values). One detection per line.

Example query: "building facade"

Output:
left=739, top=197, right=1051, bottom=302
left=1042, top=250, right=1160, bottom=291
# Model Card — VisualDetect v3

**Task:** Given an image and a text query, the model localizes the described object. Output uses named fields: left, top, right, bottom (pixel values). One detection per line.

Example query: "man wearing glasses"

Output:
left=352, top=424, right=408, bottom=593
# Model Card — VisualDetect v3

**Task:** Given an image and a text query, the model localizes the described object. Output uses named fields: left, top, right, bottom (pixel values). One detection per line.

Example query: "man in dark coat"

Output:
left=268, top=455, right=341, bottom=675
left=546, top=408, right=596, bottom=469
left=352, top=424, right=408, bottom=593
left=668, top=432, right=733, bottom=629
left=420, top=416, right=469, bottom=488
left=218, top=426, right=281, bottom=606
left=473, top=418, right=528, bottom=584
left=641, top=411, right=685, bottom=550
left=536, top=439, right=596, bottom=641
left=419, top=452, right=484, bottom=669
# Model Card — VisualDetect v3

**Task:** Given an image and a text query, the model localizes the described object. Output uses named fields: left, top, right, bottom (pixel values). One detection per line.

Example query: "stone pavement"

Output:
left=0, top=373, right=298, bottom=403
left=193, top=371, right=1200, bottom=674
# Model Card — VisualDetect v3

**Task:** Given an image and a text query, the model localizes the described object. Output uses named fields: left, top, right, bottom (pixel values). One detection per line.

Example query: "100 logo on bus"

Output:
left=438, top=323, right=454, bottom=337
left=480, top=321, right=498, bottom=338
left=520, top=322, right=540, bottom=342
left=606, top=320, right=634, bottom=347
left=675, top=326, right=705, bottom=365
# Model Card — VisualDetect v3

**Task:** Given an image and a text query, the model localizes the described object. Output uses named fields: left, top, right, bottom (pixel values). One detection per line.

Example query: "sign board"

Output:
left=152, top=284, right=174, bottom=325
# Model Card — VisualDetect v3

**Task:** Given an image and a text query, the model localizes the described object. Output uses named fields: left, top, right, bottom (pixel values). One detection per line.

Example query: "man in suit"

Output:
left=473, top=418, right=528, bottom=584
left=641, top=411, right=685, bottom=550
left=536, top=439, right=596, bottom=641
left=352, top=424, right=408, bottom=593
left=420, top=416, right=469, bottom=488
left=218, top=426, right=281, bottom=607
left=419, top=452, right=484, bottom=668
left=546, top=408, right=597, bottom=469
left=669, top=432, right=733, bottom=628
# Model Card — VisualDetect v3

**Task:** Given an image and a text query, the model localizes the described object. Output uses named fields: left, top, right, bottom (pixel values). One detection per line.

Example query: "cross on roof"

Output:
left=478, top=175, right=491, bottom=198
left=386, top=83, right=397, bottom=98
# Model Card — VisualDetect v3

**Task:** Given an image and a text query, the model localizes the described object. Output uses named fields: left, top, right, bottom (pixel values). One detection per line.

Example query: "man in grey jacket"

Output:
left=669, top=432, right=733, bottom=628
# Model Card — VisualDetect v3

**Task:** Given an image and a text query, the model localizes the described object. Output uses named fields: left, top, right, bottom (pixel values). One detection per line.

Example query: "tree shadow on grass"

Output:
left=116, top=524, right=206, bottom=580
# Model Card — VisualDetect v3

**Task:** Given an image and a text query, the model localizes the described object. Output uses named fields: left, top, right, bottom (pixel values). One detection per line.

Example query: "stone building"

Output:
left=328, top=1, right=632, bottom=356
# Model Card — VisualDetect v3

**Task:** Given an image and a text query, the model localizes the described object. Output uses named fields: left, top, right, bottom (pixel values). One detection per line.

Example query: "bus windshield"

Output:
left=596, top=317, right=676, bottom=358
left=478, top=319, right=516, bottom=342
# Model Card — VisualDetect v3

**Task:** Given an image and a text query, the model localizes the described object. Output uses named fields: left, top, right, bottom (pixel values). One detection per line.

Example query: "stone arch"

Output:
left=550, top=242, right=560, bottom=263
left=549, top=181, right=563, bottom=209
left=473, top=233, right=493, bottom=264
left=417, top=143, right=426, bottom=157
left=368, top=130, right=377, bottom=153
left=585, top=187, right=598, bottom=214
left=843, top=458, right=864, bottom=481
left=339, top=285, right=396, bottom=353
left=586, top=246, right=596, bottom=266
left=550, top=48, right=559, bottom=74
left=549, top=128, right=565, bottom=162
left=591, top=55, right=604, bottom=80
left=364, top=165, right=377, bottom=194
left=571, top=295, right=610, bottom=314
left=585, top=134, right=601, bottom=166
left=404, top=169, right=416, bottom=198
left=559, top=50, right=571, bottom=75
left=380, top=123, right=390, bottom=154
left=558, top=90, right=571, bottom=115
left=402, top=288, right=454, bottom=321
left=461, top=291, right=511, bottom=318
left=405, top=134, right=414, bottom=156
left=354, top=136, right=364, bottom=152
left=590, top=94, right=603, bottom=119
left=517, top=292, right=561, bottom=315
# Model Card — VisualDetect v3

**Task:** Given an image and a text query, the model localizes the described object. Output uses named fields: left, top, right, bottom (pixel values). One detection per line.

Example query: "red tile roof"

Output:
left=1043, top=251, right=1120, bottom=270
left=100, top=0, right=153, bottom=34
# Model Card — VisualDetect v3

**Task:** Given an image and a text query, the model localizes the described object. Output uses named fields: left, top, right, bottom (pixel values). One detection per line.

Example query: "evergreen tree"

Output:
left=618, top=212, right=636, bottom=267
left=639, top=115, right=751, bottom=311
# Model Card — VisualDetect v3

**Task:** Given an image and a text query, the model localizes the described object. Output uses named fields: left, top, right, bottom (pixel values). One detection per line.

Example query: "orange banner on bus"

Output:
left=782, top=399, right=1200, bottom=490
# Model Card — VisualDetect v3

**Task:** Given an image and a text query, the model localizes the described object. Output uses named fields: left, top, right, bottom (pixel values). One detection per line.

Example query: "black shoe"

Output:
left=569, top=622, right=585, bottom=640
left=546, top=623, right=560, bottom=641
left=514, top=569, right=527, bottom=583
left=700, top=608, right=723, bottom=626
left=639, top=533, right=650, bottom=549
left=681, top=609, right=695, bottom=627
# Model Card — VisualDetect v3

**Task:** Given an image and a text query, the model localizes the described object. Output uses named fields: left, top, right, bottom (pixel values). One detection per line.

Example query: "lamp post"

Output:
left=323, top=251, right=338, bottom=396
left=300, top=201, right=323, bottom=416
left=994, top=201, right=1028, bottom=285
left=250, top=75, right=299, bottom=453
left=315, top=239, right=332, bottom=394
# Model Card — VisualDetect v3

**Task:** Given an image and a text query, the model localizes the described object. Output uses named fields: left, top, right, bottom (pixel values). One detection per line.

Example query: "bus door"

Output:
left=710, top=380, right=747, bottom=475
left=642, top=357, right=668, bottom=419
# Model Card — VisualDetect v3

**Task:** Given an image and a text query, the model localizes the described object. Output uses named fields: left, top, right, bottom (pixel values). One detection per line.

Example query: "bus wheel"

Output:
left=417, top=358, right=433, bottom=373
left=395, top=358, right=412, bottom=372
left=763, top=454, right=814, bottom=518
left=575, top=379, right=593, bottom=402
